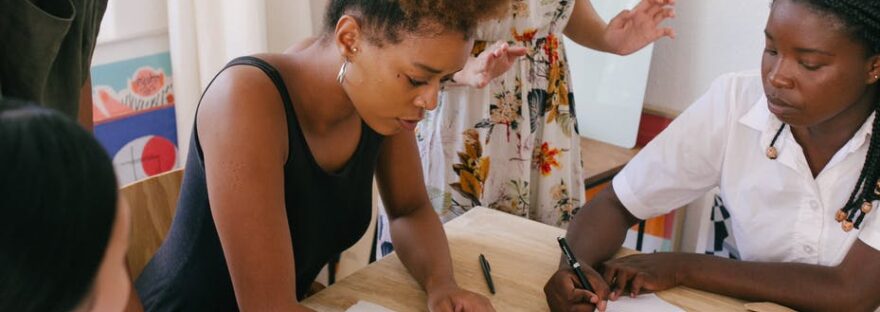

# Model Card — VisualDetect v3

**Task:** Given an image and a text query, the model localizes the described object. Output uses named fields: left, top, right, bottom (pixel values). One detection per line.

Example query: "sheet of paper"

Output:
left=345, top=300, right=398, bottom=312
left=605, top=293, right=685, bottom=312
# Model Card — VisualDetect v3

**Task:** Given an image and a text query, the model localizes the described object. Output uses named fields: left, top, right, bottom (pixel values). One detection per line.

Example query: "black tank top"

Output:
left=135, top=56, right=383, bottom=311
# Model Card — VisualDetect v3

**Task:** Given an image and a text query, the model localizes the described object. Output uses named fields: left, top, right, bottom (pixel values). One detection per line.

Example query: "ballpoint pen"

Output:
left=558, top=237, right=593, bottom=291
left=479, top=253, right=496, bottom=294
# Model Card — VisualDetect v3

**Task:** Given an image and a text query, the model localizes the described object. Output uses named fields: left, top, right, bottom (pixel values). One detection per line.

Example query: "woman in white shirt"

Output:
left=544, top=0, right=880, bottom=311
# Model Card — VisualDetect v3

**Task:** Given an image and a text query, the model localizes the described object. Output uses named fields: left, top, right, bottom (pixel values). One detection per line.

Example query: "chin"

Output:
left=362, top=118, right=399, bottom=136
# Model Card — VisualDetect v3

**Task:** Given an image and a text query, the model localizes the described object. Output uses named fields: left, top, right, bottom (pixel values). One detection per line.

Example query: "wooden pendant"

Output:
left=835, top=210, right=848, bottom=222
left=766, top=146, right=778, bottom=160
left=842, top=220, right=855, bottom=232
left=862, top=201, right=873, bottom=214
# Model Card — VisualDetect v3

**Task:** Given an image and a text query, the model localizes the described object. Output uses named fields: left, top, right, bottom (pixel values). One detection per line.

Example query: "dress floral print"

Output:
left=418, top=0, right=584, bottom=227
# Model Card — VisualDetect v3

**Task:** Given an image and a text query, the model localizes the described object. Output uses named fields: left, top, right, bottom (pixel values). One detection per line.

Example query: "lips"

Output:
left=766, top=96, right=797, bottom=116
left=398, top=118, right=421, bottom=131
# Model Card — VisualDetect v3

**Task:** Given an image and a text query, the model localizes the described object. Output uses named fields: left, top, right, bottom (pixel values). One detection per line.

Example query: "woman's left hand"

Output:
left=604, top=0, right=676, bottom=55
left=427, top=283, right=495, bottom=312
left=452, top=41, right=527, bottom=89
left=600, top=252, right=690, bottom=300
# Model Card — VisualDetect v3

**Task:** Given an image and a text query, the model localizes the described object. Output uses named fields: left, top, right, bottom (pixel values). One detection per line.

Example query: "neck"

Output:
left=287, top=37, right=358, bottom=135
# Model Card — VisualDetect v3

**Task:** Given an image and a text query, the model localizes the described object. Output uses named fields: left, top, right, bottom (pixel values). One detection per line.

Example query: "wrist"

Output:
left=674, top=253, right=698, bottom=286
left=450, top=71, right=469, bottom=87
left=425, top=276, right=458, bottom=295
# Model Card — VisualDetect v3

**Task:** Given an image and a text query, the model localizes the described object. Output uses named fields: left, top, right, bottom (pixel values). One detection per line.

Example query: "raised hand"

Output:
left=452, top=41, right=528, bottom=89
left=603, top=0, right=676, bottom=55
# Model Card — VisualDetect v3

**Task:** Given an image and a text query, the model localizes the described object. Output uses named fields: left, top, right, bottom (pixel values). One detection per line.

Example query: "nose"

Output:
left=416, top=84, right=441, bottom=111
left=768, top=57, right=794, bottom=89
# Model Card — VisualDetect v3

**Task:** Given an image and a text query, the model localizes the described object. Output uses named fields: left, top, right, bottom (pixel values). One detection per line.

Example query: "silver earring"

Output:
left=337, top=59, right=350, bottom=84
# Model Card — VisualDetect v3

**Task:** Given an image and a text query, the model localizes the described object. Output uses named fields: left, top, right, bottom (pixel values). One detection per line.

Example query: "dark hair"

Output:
left=0, top=98, right=118, bottom=311
left=323, top=0, right=510, bottom=45
left=777, top=0, right=880, bottom=229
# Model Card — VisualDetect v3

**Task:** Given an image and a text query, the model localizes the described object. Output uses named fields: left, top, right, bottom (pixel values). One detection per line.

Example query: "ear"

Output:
left=868, top=54, right=880, bottom=84
left=334, top=15, right=362, bottom=60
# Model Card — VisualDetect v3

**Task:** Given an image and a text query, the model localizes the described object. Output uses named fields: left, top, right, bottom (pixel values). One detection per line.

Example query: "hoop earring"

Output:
left=337, top=59, right=350, bottom=85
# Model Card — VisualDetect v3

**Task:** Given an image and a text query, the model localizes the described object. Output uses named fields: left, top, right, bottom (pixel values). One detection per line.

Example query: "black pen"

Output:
left=557, top=237, right=593, bottom=292
left=479, top=254, right=496, bottom=294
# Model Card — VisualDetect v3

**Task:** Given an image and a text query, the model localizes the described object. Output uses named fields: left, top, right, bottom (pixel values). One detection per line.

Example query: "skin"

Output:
left=564, top=0, right=676, bottom=56
left=449, top=0, right=677, bottom=89
left=75, top=199, right=134, bottom=312
left=79, top=78, right=94, bottom=130
left=544, top=1, right=880, bottom=311
left=195, top=14, right=493, bottom=311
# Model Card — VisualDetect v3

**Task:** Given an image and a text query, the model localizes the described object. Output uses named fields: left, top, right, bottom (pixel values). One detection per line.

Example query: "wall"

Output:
left=93, top=0, right=169, bottom=65
left=311, top=0, right=330, bottom=36
left=644, top=0, right=771, bottom=115
left=267, top=0, right=320, bottom=52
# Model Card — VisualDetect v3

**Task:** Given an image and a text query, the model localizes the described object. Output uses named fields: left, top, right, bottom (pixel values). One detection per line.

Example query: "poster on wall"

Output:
left=91, top=52, right=178, bottom=186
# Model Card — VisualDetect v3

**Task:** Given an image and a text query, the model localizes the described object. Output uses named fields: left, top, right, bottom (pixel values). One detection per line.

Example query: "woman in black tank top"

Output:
left=135, top=1, right=512, bottom=311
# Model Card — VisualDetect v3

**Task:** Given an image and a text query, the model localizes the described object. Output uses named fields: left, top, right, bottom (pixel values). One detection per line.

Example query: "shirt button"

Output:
left=810, top=201, right=819, bottom=210
left=803, top=245, right=815, bottom=254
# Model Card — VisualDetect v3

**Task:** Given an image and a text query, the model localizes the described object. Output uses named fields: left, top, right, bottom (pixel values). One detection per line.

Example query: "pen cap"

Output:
left=557, top=237, right=575, bottom=259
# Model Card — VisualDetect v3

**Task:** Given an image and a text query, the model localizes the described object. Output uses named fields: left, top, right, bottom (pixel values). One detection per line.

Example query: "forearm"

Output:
left=681, top=255, right=868, bottom=312
left=563, top=0, right=613, bottom=53
left=389, top=205, right=457, bottom=292
left=566, top=187, right=638, bottom=268
left=79, top=78, right=94, bottom=131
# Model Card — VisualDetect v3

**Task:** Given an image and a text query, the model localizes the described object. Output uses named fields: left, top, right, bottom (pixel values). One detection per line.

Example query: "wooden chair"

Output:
left=120, top=169, right=184, bottom=279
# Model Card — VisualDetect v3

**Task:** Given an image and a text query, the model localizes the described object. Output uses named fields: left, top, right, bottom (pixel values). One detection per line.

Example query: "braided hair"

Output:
left=779, top=0, right=880, bottom=230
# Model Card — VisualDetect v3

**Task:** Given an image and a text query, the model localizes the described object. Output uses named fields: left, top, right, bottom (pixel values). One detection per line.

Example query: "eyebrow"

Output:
left=414, top=62, right=442, bottom=74
left=764, top=30, right=835, bottom=56
left=795, top=47, right=835, bottom=56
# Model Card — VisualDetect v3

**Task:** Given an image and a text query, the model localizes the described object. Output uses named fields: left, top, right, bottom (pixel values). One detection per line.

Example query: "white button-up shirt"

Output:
left=613, top=71, right=879, bottom=266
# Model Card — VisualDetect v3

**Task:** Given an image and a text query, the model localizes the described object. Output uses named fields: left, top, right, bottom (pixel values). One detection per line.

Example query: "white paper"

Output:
left=605, top=294, right=685, bottom=312
left=345, top=300, right=398, bottom=312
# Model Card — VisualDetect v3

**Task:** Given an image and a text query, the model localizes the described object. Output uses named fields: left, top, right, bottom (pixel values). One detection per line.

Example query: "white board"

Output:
left=566, top=0, right=655, bottom=148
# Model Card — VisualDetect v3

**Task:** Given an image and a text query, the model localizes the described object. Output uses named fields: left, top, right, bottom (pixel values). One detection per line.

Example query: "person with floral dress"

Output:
left=417, top=0, right=677, bottom=227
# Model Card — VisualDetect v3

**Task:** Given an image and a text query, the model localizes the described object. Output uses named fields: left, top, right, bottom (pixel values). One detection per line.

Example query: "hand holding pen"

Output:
left=544, top=237, right=610, bottom=311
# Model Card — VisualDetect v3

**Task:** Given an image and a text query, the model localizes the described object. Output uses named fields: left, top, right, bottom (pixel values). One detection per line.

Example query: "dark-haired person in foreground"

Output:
left=544, top=0, right=880, bottom=311
left=0, top=98, right=132, bottom=312
left=135, top=0, right=511, bottom=311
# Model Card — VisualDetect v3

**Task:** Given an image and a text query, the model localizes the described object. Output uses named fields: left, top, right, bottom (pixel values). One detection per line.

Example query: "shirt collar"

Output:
left=739, top=95, right=875, bottom=165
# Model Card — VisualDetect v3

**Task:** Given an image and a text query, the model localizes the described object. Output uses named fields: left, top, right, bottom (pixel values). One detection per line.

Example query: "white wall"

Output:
left=93, top=0, right=169, bottom=65
left=644, top=0, right=771, bottom=114
left=267, top=0, right=321, bottom=52
left=310, top=0, right=330, bottom=36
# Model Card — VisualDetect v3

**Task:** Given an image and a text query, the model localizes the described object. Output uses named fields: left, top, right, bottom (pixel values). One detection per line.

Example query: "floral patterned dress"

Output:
left=418, top=0, right=583, bottom=227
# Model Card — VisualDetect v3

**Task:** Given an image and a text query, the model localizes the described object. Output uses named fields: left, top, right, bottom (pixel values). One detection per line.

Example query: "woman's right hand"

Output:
left=544, top=266, right=611, bottom=312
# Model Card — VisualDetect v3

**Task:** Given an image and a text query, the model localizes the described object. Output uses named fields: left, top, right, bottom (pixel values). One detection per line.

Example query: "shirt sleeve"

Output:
left=613, top=74, right=738, bottom=220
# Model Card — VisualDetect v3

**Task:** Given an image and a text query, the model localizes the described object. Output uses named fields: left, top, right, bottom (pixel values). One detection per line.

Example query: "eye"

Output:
left=764, top=48, right=778, bottom=56
left=799, top=61, right=822, bottom=71
left=407, top=76, right=427, bottom=87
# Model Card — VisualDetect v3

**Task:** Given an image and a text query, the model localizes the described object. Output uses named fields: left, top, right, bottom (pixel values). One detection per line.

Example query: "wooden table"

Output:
left=303, top=208, right=747, bottom=311
left=580, top=137, right=639, bottom=187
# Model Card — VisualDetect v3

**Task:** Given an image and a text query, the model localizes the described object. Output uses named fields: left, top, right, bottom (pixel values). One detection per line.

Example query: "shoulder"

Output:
left=197, top=56, right=293, bottom=160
